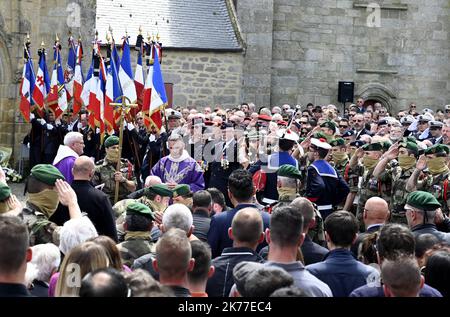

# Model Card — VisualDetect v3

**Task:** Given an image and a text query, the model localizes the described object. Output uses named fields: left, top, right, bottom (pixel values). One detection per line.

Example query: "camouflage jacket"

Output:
left=352, top=164, right=392, bottom=215
left=419, top=171, right=450, bottom=215
left=117, top=233, right=156, bottom=267
left=93, top=158, right=136, bottom=205
left=20, top=203, right=61, bottom=246
left=390, top=167, right=415, bottom=214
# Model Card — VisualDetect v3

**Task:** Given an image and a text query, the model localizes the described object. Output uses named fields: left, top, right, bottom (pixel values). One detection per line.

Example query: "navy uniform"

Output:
left=305, top=138, right=350, bottom=220
left=428, top=121, right=444, bottom=144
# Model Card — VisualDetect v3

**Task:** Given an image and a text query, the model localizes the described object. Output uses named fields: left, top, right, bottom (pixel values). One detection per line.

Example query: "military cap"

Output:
left=405, top=136, right=417, bottom=144
left=126, top=202, right=155, bottom=219
left=258, top=114, right=272, bottom=122
left=350, top=140, right=366, bottom=148
left=277, top=120, right=288, bottom=126
left=104, top=135, right=119, bottom=148
left=382, top=141, right=392, bottom=152
left=400, top=116, right=414, bottom=125
left=293, top=119, right=302, bottom=129
left=362, top=142, right=383, bottom=152
left=149, top=184, right=173, bottom=197
left=422, top=108, right=434, bottom=115
left=233, top=261, right=265, bottom=296
left=417, top=115, right=431, bottom=122
left=277, top=164, right=302, bottom=179
left=424, top=144, right=450, bottom=155
left=30, top=164, right=65, bottom=185
left=311, top=138, right=331, bottom=150
left=406, top=191, right=441, bottom=211
left=277, top=129, right=299, bottom=142
left=429, top=121, right=443, bottom=129
left=320, top=121, right=337, bottom=133
left=341, top=129, right=355, bottom=138
left=399, top=141, right=419, bottom=154
left=167, top=110, right=182, bottom=120
left=173, top=184, right=192, bottom=198
left=329, top=138, right=345, bottom=147
left=221, top=122, right=233, bottom=130
left=445, top=105, right=450, bottom=111
left=377, top=119, right=388, bottom=126
left=0, top=183, right=11, bottom=201
left=312, top=131, right=328, bottom=140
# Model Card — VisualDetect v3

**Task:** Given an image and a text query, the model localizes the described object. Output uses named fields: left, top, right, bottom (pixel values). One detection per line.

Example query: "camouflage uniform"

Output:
left=332, top=158, right=356, bottom=210
left=116, top=233, right=156, bottom=267
left=20, top=203, right=61, bottom=246
left=389, top=167, right=414, bottom=224
left=418, top=171, right=450, bottom=216
left=352, top=165, right=392, bottom=230
left=93, top=158, right=136, bottom=205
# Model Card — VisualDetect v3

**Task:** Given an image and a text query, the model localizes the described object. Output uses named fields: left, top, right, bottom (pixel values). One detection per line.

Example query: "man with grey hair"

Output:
left=152, top=228, right=194, bottom=297
left=161, top=203, right=198, bottom=241
left=381, top=255, right=424, bottom=297
left=151, top=133, right=205, bottom=193
left=404, top=191, right=450, bottom=244
left=53, top=131, right=84, bottom=184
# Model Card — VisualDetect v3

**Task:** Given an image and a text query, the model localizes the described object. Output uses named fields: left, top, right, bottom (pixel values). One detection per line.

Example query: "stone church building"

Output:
left=0, top=0, right=448, bottom=164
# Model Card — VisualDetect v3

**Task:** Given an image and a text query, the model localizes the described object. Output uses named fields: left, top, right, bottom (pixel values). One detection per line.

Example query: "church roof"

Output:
left=95, top=0, right=242, bottom=51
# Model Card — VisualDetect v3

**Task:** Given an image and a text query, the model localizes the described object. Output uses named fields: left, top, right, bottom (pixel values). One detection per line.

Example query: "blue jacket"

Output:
left=306, top=248, right=379, bottom=297
left=207, top=203, right=271, bottom=258
left=350, top=283, right=442, bottom=297
left=302, top=235, right=329, bottom=265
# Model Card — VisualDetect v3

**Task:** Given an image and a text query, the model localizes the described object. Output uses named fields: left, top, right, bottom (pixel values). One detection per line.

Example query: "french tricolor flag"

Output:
left=118, top=38, right=137, bottom=104
left=134, top=46, right=144, bottom=114
left=72, top=42, right=84, bottom=117
left=105, top=47, right=122, bottom=134
left=32, top=51, right=51, bottom=117
left=19, top=58, right=35, bottom=123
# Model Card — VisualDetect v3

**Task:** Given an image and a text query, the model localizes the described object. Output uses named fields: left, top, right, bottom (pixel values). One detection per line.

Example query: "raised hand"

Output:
left=55, top=179, right=78, bottom=206
left=416, top=155, right=427, bottom=171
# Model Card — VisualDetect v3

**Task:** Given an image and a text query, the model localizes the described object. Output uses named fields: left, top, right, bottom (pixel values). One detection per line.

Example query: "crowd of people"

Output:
left=0, top=98, right=450, bottom=297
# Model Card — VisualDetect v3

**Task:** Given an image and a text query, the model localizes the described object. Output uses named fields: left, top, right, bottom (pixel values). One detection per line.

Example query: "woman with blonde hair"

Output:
left=55, top=241, right=109, bottom=297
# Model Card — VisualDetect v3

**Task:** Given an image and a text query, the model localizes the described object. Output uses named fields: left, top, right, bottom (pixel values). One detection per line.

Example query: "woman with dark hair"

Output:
left=423, top=245, right=450, bottom=297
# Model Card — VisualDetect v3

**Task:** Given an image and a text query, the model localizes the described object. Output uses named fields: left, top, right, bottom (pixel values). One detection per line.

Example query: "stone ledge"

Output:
left=353, top=3, right=408, bottom=10
left=356, top=68, right=398, bottom=74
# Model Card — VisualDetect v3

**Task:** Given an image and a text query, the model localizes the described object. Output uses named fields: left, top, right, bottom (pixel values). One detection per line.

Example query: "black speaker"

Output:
left=338, top=81, right=354, bottom=103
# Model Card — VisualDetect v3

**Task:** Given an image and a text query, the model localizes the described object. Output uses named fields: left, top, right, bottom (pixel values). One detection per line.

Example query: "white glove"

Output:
left=149, top=134, right=156, bottom=142
left=46, top=124, right=54, bottom=130
left=55, top=119, right=61, bottom=126
left=38, top=118, right=46, bottom=125
left=96, top=128, right=100, bottom=134
left=30, top=113, right=35, bottom=120
left=127, top=123, right=135, bottom=131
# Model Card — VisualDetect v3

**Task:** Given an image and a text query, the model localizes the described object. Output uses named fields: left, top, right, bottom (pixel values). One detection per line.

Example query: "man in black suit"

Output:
left=351, top=197, right=390, bottom=257
left=71, top=156, right=118, bottom=241
left=192, top=190, right=212, bottom=242
left=0, top=216, right=32, bottom=297
left=353, top=114, right=371, bottom=140
left=207, top=169, right=270, bottom=258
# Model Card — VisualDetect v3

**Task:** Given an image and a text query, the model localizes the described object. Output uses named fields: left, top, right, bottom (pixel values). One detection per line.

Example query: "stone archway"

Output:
left=355, top=83, right=397, bottom=113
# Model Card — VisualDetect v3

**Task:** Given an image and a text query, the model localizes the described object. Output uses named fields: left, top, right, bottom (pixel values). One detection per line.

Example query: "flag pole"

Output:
left=110, top=95, right=138, bottom=204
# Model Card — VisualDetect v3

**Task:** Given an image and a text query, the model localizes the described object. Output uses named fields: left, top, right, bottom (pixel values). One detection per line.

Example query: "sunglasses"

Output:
left=339, top=125, right=348, bottom=128
left=410, top=106, right=416, bottom=108
left=446, top=110, right=450, bottom=113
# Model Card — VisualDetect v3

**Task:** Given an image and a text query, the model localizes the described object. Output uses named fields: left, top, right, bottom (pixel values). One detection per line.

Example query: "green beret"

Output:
left=149, top=184, right=173, bottom=197
left=362, top=142, right=383, bottom=152
left=330, top=138, right=345, bottom=147
left=406, top=191, right=441, bottom=211
left=173, top=184, right=192, bottom=198
left=0, top=183, right=11, bottom=201
left=424, top=144, right=450, bottom=155
left=405, top=136, right=417, bottom=144
left=104, top=135, right=119, bottom=148
left=399, top=141, right=419, bottom=155
left=320, top=121, right=337, bottom=133
left=30, top=164, right=65, bottom=185
left=277, top=164, right=301, bottom=179
left=382, top=141, right=392, bottom=152
left=126, top=202, right=155, bottom=219
left=313, top=131, right=328, bottom=139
